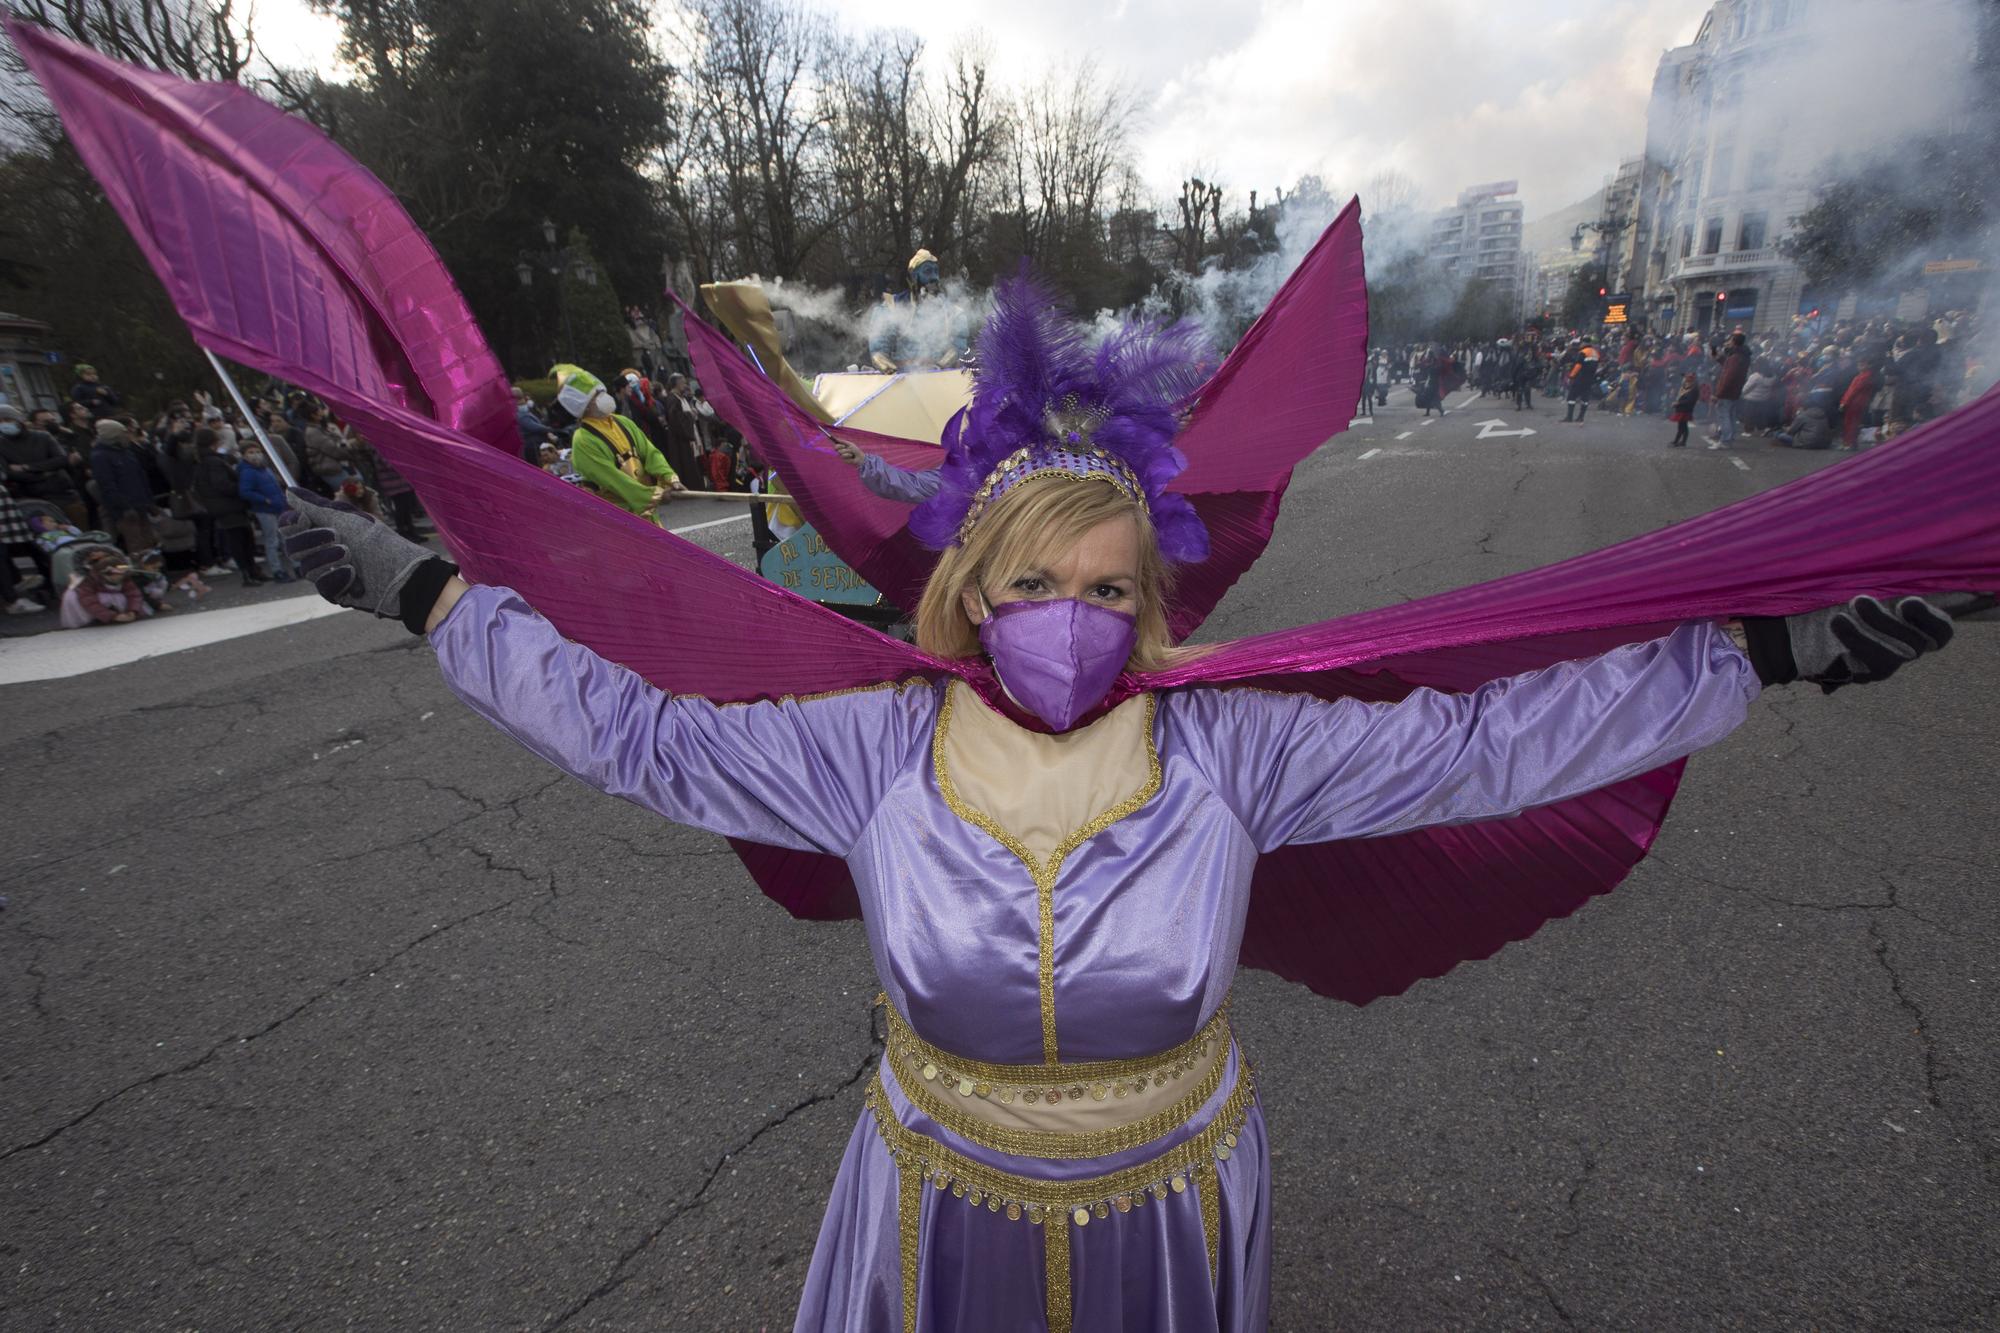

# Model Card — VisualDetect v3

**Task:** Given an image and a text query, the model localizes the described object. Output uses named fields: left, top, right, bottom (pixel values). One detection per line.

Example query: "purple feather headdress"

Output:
left=909, top=274, right=1214, bottom=563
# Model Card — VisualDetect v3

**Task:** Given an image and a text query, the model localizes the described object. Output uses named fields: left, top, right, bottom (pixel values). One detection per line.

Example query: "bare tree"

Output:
left=1172, top=176, right=1224, bottom=274
left=1364, top=169, right=1420, bottom=217
left=1001, top=60, right=1139, bottom=263
left=825, top=30, right=1004, bottom=273
left=664, top=0, right=849, bottom=279
left=917, top=38, right=1003, bottom=260
left=2, top=0, right=258, bottom=134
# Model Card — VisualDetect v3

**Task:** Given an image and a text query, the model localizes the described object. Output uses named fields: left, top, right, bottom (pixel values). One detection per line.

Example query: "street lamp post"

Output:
left=516, top=218, right=599, bottom=362
left=1572, top=212, right=1634, bottom=327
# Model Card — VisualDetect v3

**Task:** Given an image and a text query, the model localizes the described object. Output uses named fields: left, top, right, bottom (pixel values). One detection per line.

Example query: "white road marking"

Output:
left=1473, top=418, right=1537, bottom=440
left=1395, top=431, right=1414, bottom=440
left=1730, top=457, right=1750, bottom=472
left=1417, top=417, right=1436, bottom=427
left=0, top=594, right=346, bottom=685
left=1358, top=448, right=1382, bottom=460
left=669, top=512, right=751, bottom=535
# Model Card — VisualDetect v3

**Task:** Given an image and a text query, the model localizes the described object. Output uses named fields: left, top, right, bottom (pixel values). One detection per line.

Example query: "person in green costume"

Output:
left=551, top=364, right=683, bottom=523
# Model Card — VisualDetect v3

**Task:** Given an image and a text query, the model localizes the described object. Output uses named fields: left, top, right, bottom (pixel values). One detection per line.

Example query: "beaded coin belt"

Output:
left=869, top=996, right=1253, bottom=1333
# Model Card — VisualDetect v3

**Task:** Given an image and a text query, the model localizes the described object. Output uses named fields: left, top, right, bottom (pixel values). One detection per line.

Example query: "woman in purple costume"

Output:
left=279, top=290, right=1954, bottom=1333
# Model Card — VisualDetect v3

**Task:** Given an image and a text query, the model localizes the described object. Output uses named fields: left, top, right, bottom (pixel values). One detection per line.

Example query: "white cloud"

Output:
left=252, top=0, right=1705, bottom=218
left=822, top=0, right=1701, bottom=217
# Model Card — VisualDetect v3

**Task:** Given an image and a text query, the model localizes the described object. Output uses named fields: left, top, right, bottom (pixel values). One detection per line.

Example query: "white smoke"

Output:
left=758, top=274, right=990, bottom=373
left=1120, top=183, right=1342, bottom=350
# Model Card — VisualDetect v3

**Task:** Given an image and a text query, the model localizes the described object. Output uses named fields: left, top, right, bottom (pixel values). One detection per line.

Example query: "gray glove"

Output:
left=1743, top=595, right=1954, bottom=693
left=279, top=489, right=457, bottom=634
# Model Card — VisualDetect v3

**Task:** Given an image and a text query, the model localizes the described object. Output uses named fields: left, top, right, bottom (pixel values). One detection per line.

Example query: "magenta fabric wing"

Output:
left=4, top=19, right=517, bottom=459
left=23, top=20, right=2000, bottom=1003
left=7, top=18, right=939, bottom=705
left=683, top=198, right=1370, bottom=637
left=684, top=304, right=944, bottom=611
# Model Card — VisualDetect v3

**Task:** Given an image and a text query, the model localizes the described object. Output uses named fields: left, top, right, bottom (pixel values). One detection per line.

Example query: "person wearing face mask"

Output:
left=191, top=425, right=264, bottom=584
left=278, top=278, right=1959, bottom=1333
left=0, top=404, right=88, bottom=527
left=550, top=364, right=682, bottom=522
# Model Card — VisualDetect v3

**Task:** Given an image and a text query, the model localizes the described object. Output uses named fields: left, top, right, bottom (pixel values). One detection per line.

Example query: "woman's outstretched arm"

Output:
left=283, top=495, right=929, bottom=857
left=1177, top=622, right=1761, bottom=850
left=428, top=583, right=929, bottom=855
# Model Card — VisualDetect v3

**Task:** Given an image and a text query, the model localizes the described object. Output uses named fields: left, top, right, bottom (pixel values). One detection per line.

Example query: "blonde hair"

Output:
left=913, top=474, right=1179, bottom=670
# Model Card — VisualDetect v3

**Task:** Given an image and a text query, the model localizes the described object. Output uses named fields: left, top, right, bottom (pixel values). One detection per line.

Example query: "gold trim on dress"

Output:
left=1197, top=1157, right=1221, bottom=1283
left=881, top=993, right=1227, bottom=1089
left=1044, top=1213, right=1072, bottom=1333
left=898, top=1161, right=923, bottom=1333
left=707, top=676, right=936, bottom=708
left=886, top=1016, right=1233, bottom=1160
left=867, top=1062, right=1254, bottom=1333
left=931, top=684, right=1163, bottom=1064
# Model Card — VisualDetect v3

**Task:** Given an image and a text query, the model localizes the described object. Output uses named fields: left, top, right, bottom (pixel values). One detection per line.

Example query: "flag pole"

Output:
left=202, top=347, right=300, bottom=489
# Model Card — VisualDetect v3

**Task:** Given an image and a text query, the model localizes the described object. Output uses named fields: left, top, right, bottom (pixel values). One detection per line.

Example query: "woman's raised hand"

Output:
left=1741, top=595, right=1955, bottom=692
left=279, top=489, right=459, bottom=634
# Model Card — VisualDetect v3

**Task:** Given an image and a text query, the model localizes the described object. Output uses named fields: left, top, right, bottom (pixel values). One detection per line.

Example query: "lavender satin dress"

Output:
left=432, top=585, right=1758, bottom=1331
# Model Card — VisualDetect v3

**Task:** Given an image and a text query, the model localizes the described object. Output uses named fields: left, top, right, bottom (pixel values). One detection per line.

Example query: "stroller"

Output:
left=18, top=499, right=112, bottom=588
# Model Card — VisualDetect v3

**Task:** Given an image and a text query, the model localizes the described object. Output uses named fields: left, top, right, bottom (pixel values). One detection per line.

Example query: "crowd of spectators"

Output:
left=1, top=365, right=424, bottom=625
left=1432, top=307, right=1989, bottom=451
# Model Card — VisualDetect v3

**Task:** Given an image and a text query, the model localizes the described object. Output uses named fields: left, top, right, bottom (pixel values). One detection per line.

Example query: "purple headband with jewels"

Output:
left=908, top=275, right=1214, bottom=563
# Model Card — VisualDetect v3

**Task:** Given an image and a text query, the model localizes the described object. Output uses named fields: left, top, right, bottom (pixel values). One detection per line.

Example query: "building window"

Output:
left=1711, top=145, right=1734, bottom=194
left=1769, top=0, right=1794, bottom=27
left=1746, top=149, right=1777, bottom=190
left=1702, top=217, right=1724, bottom=254
left=1737, top=211, right=1768, bottom=252
left=1681, top=225, right=1694, bottom=259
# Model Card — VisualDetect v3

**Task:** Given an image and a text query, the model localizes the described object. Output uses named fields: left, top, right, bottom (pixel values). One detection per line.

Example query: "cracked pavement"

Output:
left=3, top=393, right=1995, bottom=1330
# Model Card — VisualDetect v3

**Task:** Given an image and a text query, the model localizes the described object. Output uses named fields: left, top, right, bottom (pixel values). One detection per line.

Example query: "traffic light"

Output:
left=1716, top=291, right=1728, bottom=302
left=1598, top=287, right=1607, bottom=296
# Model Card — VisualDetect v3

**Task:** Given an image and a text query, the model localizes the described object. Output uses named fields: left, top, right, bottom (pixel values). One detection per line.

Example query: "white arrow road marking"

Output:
left=1731, top=457, right=1750, bottom=472
left=1358, top=448, right=1382, bottom=460
left=1474, top=418, right=1537, bottom=440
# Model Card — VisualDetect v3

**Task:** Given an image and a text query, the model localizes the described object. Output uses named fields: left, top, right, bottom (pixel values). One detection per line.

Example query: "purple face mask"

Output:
left=977, top=597, right=1138, bottom=732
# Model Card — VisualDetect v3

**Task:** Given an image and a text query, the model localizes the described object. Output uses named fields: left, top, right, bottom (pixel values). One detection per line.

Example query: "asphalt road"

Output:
left=4, top=387, right=1995, bottom=1331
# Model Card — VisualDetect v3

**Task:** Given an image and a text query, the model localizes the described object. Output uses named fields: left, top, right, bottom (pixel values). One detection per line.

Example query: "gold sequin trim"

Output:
left=954, top=446, right=1145, bottom=544
left=868, top=1062, right=1254, bottom=1333
left=706, top=676, right=935, bottom=708
left=880, top=993, right=1227, bottom=1088
left=1044, top=1207, right=1072, bottom=1333
left=865, top=1063, right=1254, bottom=1216
left=931, top=684, right=1163, bottom=1064
left=898, top=1160, right=922, bottom=1333
left=1197, top=1157, right=1220, bottom=1283
left=889, top=1022, right=1232, bottom=1159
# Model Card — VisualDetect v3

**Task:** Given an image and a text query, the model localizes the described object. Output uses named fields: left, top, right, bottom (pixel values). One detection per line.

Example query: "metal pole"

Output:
left=201, top=347, right=300, bottom=489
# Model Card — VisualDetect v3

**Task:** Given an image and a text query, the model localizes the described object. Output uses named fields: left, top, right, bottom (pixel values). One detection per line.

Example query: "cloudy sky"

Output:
left=821, top=0, right=1703, bottom=219
left=252, top=0, right=1708, bottom=223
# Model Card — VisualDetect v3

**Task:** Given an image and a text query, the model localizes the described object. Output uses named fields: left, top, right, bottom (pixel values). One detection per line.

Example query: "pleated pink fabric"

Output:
left=20, top=18, right=2000, bottom=1006
left=683, top=199, right=1371, bottom=637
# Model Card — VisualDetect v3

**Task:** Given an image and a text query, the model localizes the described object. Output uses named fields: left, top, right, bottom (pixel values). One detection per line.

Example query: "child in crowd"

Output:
left=60, top=546, right=153, bottom=628
left=703, top=441, right=736, bottom=493
left=238, top=443, right=296, bottom=582
left=1668, top=373, right=1698, bottom=448
left=336, top=476, right=384, bottom=519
